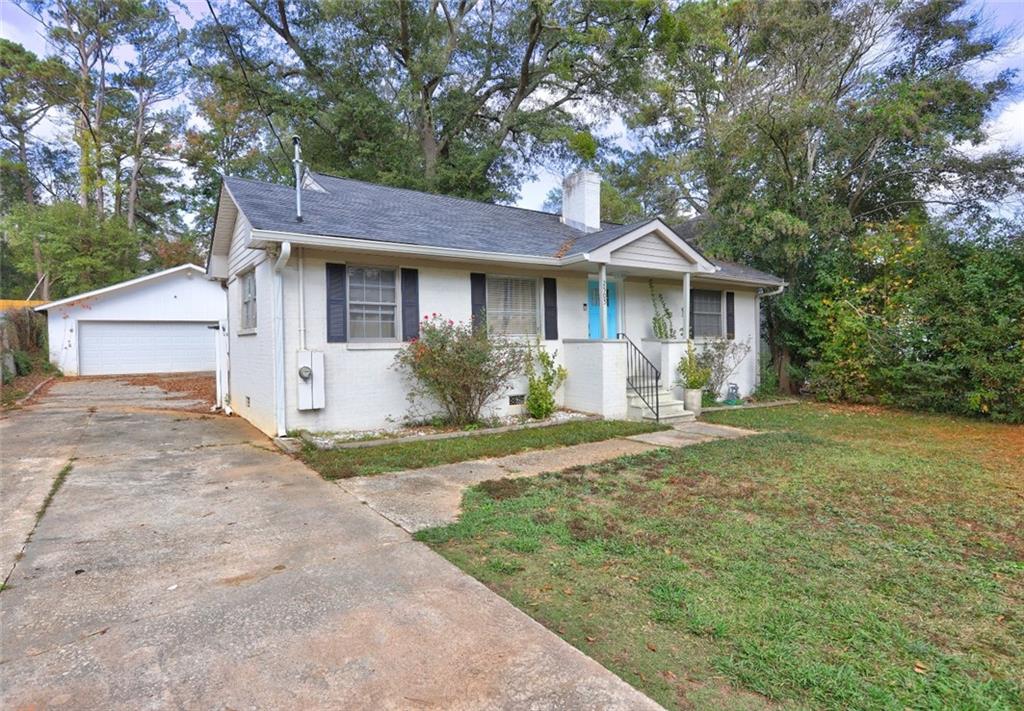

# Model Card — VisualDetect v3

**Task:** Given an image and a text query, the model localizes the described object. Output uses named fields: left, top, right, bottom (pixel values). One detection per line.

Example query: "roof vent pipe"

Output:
left=292, top=135, right=303, bottom=223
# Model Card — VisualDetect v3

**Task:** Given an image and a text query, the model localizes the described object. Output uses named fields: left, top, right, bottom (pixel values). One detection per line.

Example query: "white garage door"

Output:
left=79, top=321, right=217, bottom=375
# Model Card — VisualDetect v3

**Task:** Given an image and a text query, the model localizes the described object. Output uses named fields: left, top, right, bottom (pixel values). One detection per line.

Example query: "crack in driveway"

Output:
left=1, top=378, right=664, bottom=710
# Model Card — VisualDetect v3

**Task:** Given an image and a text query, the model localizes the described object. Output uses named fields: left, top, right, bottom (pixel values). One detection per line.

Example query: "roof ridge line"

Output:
left=306, top=170, right=569, bottom=219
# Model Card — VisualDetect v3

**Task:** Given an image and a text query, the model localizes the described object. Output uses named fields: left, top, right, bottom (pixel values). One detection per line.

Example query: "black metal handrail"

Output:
left=617, top=333, right=659, bottom=421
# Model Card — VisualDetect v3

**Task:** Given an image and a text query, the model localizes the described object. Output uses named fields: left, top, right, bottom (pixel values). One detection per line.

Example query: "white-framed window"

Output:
left=691, top=289, right=722, bottom=338
left=487, top=275, right=540, bottom=337
left=240, top=270, right=257, bottom=331
left=348, top=266, right=398, bottom=340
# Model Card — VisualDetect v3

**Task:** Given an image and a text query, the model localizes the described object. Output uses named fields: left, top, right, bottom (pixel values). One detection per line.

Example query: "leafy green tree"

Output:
left=806, top=221, right=1024, bottom=421
left=0, top=39, right=74, bottom=298
left=2, top=202, right=142, bottom=298
left=620, top=0, right=1023, bottom=392
left=28, top=0, right=152, bottom=213
left=193, top=0, right=655, bottom=203
left=181, top=80, right=278, bottom=233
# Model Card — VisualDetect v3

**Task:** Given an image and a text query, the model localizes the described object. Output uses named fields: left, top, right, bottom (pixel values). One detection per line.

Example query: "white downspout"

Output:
left=297, top=246, right=306, bottom=350
left=682, top=271, right=691, bottom=342
left=273, top=242, right=292, bottom=437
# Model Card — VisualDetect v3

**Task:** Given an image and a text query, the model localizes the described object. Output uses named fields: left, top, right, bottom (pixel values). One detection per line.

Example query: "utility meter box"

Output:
left=297, top=350, right=325, bottom=410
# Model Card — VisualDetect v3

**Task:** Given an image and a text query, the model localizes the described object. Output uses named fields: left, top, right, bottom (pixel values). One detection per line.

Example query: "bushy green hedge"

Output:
left=805, top=227, right=1023, bottom=422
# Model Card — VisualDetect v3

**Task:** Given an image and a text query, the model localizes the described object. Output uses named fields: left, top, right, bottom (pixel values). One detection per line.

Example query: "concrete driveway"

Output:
left=0, top=379, right=661, bottom=710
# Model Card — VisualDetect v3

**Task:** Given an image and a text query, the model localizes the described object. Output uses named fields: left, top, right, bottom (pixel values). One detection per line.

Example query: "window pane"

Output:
left=486, top=277, right=538, bottom=336
left=694, top=314, right=721, bottom=337
left=241, top=273, right=257, bottom=329
left=349, top=297, right=396, bottom=340
left=347, top=267, right=398, bottom=339
left=693, top=290, right=721, bottom=314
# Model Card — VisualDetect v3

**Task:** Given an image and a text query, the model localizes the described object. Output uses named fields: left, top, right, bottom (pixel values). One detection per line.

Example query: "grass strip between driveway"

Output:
left=417, top=404, right=1024, bottom=710
left=299, top=419, right=666, bottom=479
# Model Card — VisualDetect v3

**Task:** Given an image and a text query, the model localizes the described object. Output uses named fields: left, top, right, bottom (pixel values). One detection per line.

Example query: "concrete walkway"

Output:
left=0, top=379, right=663, bottom=710
left=338, top=421, right=756, bottom=533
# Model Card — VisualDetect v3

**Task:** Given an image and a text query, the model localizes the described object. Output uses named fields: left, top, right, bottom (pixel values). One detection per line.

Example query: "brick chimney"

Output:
left=561, top=170, right=601, bottom=233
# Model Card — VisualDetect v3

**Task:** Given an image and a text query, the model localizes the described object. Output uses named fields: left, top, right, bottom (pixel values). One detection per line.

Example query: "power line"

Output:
left=203, top=0, right=290, bottom=174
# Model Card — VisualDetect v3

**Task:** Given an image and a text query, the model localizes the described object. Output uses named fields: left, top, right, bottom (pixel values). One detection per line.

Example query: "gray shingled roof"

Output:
left=225, top=173, right=624, bottom=259
left=222, top=172, right=783, bottom=285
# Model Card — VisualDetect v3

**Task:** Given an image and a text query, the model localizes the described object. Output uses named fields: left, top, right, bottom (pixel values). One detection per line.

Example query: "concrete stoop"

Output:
left=626, top=388, right=696, bottom=423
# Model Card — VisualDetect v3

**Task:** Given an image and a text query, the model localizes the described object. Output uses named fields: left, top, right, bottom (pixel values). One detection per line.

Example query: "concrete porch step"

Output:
left=643, top=409, right=695, bottom=423
left=626, top=388, right=678, bottom=403
left=626, top=394, right=696, bottom=423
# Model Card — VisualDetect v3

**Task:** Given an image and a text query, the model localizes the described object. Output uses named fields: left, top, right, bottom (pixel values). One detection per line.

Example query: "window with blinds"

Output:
left=240, top=270, right=257, bottom=331
left=348, top=266, right=398, bottom=340
left=486, top=276, right=539, bottom=337
left=692, top=289, right=722, bottom=338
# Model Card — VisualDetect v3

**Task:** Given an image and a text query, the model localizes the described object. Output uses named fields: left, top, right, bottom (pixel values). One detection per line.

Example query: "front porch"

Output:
left=561, top=337, right=696, bottom=423
left=552, top=219, right=729, bottom=423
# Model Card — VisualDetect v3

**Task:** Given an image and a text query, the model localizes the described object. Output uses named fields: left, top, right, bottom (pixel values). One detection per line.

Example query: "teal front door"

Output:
left=587, top=280, right=619, bottom=339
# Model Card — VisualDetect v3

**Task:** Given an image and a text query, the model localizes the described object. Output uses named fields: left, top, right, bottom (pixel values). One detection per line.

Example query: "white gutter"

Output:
left=248, top=228, right=784, bottom=287
left=250, top=229, right=567, bottom=267
left=272, top=242, right=292, bottom=437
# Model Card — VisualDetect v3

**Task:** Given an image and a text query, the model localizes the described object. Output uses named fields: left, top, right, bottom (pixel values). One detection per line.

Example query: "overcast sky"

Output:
left=2, top=0, right=1021, bottom=211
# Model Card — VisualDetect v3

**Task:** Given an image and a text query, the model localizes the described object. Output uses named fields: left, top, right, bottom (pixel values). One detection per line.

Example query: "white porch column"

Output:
left=598, top=263, right=609, bottom=340
left=682, top=271, right=691, bottom=341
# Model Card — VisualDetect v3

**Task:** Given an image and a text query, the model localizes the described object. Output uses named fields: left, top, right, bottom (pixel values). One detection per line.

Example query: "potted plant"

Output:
left=676, top=341, right=710, bottom=415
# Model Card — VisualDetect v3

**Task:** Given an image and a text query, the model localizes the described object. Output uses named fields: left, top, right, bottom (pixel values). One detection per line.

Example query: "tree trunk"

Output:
left=31, top=239, right=49, bottom=301
left=77, top=73, right=90, bottom=209
left=92, top=57, right=107, bottom=215
left=126, top=166, right=140, bottom=229
left=776, top=346, right=795, bottom=394
left=18, top=135, right=48, bottom=300
left=18, top=135, right=34, bottom=205
left=419, top=94, right=438, bottom=188
left=114, top=158, right=123, bottom=218
left=127, top=94, right=146, bottom=229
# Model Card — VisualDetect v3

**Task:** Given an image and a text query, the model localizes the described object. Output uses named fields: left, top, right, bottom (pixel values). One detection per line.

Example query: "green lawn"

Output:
left=417, top=404, right=1024, bottom=710
left=299, top=419, right=666, bottom=479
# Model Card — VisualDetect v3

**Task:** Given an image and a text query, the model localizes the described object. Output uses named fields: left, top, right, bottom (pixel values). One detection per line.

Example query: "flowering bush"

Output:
left=393, top=314, right=526, bottom=426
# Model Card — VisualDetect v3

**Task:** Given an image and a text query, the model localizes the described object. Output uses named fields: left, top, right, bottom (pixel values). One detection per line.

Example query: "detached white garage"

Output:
left=37, top=264, right=227, bottom=376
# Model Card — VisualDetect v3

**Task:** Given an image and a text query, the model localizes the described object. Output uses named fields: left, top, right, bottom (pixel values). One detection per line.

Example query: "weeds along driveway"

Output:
left=0, top=379, right=661, bottom=710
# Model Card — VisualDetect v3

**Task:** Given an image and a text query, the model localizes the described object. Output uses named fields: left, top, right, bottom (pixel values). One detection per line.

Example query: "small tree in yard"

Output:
left=698, top=337, right=752, bottom=397
left=525, top=343, right=567, bottom=419
left=393, top=314, right=525, bottom=426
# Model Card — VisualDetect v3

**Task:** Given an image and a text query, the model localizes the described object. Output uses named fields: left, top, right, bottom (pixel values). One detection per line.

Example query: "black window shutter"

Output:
left=688, top=289, right=694, bottom=339
left=401, top=268, right=420, bottom=341
left=543, top=278, right=558, bottom=340
left=326, top=263, right=347, bottom=343
left=726, top=291, right=735, bottom=340
left=470, top=272, right=486, bottom=333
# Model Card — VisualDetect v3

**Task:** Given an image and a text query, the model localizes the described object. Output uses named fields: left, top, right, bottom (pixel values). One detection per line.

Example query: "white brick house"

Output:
left=207, top=166, right=784, bottom=437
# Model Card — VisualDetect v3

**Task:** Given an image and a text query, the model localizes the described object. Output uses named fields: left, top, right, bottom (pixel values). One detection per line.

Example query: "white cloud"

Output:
left=961, top=99, right=1024, bottom=157
left=985, top=99, right=1024, bottom=150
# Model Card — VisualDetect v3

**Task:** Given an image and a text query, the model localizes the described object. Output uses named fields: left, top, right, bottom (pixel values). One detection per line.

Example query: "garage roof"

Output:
left=35, top=264, right=208, bottom=311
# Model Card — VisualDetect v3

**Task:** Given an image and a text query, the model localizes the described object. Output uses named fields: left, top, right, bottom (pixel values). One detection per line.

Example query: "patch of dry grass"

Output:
left=418, top=404, right=1024, bottom=710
